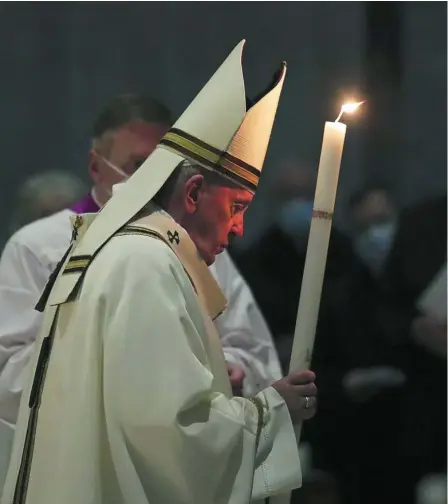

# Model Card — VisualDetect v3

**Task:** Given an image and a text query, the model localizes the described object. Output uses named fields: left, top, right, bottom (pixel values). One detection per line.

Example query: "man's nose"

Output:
left=231, top=217, right=244, bottom=237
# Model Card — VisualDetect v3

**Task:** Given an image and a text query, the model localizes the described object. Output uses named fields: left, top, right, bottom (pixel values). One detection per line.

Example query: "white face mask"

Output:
left=93, top=151, right=129, bottom=198
left=278, top=198, right=314, bottom=239
left=355, top=220, right=397, bottom=274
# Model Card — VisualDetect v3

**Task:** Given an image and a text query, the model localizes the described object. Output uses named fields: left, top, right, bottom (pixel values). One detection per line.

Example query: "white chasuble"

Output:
left=2, top=210, right=301, bottom=504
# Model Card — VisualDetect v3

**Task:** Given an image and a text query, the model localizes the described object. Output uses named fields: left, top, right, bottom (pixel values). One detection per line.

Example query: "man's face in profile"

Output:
left=185, top=182, right=253, bottom=266
left=89, top=121, right=169, bottom=202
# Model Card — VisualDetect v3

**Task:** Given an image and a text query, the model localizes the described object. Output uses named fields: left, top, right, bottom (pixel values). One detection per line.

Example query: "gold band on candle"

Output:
left=312, top=210, right=333, bottom=220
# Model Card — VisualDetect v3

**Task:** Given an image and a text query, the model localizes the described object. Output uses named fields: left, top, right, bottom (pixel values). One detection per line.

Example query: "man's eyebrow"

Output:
left=234, top=196, right=252, bottom=205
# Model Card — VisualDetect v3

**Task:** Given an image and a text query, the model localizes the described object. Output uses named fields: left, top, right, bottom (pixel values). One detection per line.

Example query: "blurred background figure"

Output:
left=7, top=171, right=87, bottom=238
left=349, top=182, right=398, bottom=276
left=376, top=193, right=447, bottom=504
left=417, top=474, right=447, bottom=504
left=274, top=160, right=316, bottom=250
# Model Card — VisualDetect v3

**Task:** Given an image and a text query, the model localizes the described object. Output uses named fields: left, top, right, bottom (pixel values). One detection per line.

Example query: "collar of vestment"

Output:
left=47, top=205, right=227, bottom=321
left=125, top=208, right=227, bottom=320
left=69, top=192, right=100, bottom=214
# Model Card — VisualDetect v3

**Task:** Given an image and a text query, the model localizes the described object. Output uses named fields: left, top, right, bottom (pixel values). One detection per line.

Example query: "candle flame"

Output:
left=335, top=100, right=365, bottom=122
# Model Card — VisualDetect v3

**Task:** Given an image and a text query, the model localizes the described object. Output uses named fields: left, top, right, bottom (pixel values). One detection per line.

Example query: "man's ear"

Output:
left=184, top=174, right=205, bottom=214
left=88, top=149, right=100, bottom=182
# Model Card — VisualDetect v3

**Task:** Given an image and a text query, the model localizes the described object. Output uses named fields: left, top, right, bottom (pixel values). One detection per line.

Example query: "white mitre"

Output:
left=77, top=39, right=286, bottom=256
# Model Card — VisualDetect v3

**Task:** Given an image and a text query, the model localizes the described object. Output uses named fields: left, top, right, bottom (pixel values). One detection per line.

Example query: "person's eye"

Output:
left=231, top=204, right=245, bottom=215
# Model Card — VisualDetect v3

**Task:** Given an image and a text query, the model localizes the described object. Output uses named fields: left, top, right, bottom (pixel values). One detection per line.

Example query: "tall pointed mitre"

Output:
left=66, top=40, right=286, bottom=261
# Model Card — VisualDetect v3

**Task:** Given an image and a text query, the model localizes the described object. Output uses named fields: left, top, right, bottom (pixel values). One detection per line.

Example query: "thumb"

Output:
left=227, top=364, right=245, bottom=383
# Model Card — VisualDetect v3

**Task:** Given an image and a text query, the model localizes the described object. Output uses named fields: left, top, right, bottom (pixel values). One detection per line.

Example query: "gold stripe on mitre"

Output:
left=159, top=128, right=260, bottom=193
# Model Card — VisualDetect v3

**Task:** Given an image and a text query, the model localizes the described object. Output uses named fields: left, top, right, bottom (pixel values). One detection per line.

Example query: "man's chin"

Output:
left=200, top=248, right=224, bottom=267
left=207, top=251, right=220, bottom=266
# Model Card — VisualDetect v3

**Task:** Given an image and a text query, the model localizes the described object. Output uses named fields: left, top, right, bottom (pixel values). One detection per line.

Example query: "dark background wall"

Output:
left=0, top=2, right=445, bottom=243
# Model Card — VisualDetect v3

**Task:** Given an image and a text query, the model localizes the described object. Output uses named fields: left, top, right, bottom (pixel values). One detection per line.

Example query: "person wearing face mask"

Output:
left=349, top=183, right=398, bottom=275
left=0, top=93, right=282, bottom=492
left=277, top=196, right=314, bottom=247
left=355, top=220, right=397, bottom=274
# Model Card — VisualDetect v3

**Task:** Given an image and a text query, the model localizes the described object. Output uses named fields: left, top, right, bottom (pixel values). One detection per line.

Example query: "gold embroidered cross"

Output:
left=167, top=230, right=180, bottom=245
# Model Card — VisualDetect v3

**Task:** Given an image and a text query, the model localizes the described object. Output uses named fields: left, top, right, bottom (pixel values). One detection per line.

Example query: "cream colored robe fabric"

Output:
left=2, top=211, right=301, bottom=504
left=0, top=206, right=282, bottom=493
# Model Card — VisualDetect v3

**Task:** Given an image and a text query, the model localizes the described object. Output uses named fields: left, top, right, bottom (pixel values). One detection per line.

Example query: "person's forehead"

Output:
left=211, top=185, right=253, bottom=202
left=110, top=121, right=168, bottom=153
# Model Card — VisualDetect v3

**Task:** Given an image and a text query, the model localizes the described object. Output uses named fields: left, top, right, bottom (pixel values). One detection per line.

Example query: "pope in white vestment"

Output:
left=1, top=41, right=315, bottom=504
left=0, top=204, right=281, bottom=486
left=0, top=106, right=282, bottom=488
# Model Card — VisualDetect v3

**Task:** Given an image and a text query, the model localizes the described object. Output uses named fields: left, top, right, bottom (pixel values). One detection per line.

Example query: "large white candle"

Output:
left=288, top=120, right=346, bottom=374
left=290, top=102, right=364, bottom=373
left=271, top=102, right=363, bottom=504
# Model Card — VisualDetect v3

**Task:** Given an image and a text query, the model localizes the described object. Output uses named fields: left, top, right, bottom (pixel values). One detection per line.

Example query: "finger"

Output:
left=230, top=377, right=244, bottom=388
left=294, top=382, right=318, bottom=397
left=290, top=396, right=317, bottom=422
left=231, top=368, right=245, bottom=382
left=301, top=396, right=317, bottom=420
left=302, top=406, right=317, bottom=421
left=301, top=395, right=317, bottom=410
left=228, top=370, right=245, bottom=388
left=227, top=364, right=245, bottom=381
left=288, top=370, right=316, bottom=385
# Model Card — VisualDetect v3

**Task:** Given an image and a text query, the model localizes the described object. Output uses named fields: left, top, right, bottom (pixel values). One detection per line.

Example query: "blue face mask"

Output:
left=278, top=199, right=314, bottom=239
left=356, top=221, right=396, bottom=273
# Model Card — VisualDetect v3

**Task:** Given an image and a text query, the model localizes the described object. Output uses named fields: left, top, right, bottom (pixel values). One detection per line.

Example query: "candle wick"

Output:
left=335, top=109, right=343, bottom=123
